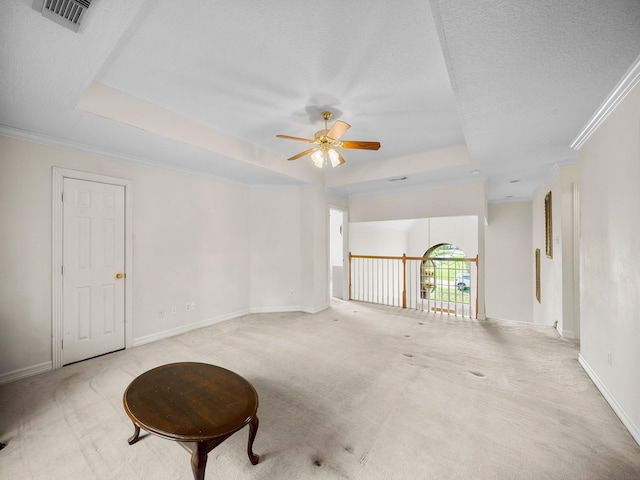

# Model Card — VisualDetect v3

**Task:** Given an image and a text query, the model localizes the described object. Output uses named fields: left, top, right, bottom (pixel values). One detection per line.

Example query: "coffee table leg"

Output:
left=127, top=423, right=140, bottom=445
left=247, top=415, right=259, bottom=465
left=191, top=441, right=208, bottom=480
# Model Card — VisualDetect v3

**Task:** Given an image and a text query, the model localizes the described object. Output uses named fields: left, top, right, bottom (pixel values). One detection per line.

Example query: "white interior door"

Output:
left=63, top=178, right=125, bottom=364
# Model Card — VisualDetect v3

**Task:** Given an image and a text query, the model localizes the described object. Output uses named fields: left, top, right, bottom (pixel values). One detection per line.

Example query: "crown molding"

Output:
left=0, top=125, right=303, bottom=189
left=528, top=158, right=579, bottom=201
left=0, top=124, right=245, bottom=185
left=571, top=54, right=640, bottom=150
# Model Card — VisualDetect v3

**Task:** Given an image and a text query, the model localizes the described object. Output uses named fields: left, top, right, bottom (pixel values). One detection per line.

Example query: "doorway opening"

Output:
left=329, top=207, right=346, bottom=299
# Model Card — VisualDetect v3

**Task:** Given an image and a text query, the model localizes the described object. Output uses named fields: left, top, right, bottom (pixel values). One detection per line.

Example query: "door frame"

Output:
left=52, top=167, right=134, bottom=369
left=327, top=204, right=349, bottom=302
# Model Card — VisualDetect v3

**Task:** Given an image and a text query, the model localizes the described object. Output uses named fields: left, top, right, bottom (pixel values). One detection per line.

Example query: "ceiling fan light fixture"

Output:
left=311, top=149, right=325, bottom=168
left=276, top=110, right=380, bottom=166
left=311, top=148, right=340, bottom=168
left=328, top=149, right=340, bottom=167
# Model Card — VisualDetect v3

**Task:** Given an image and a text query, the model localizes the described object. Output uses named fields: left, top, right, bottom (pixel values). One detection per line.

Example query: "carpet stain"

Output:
left=469, top=371, right=485, bottom=377
left=312, top=455, right=324, bottom=467
left=403, top=353, right=414, bottom=358
left=61, top=372, right=80, bottom=384
left=344, top=446, right=354, bottom=453
left=404, top=335, right=412, bottom=339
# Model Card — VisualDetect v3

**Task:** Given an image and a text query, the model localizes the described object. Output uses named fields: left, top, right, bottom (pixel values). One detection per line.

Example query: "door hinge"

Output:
left=61, top=191, right=64, bottom=202
left=61, top=339, right=64, bottom=349
left=61, top=265, right=64, bottom=275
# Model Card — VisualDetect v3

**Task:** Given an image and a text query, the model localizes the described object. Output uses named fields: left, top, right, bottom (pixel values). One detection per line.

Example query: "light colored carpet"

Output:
left=1, top=300, right=639, bottom=479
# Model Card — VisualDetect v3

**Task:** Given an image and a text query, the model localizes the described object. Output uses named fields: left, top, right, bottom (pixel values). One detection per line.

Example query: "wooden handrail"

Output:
left=350, top=253, right=477, bottom=263
left=348, top=252, right=477, bottom=316
left=350, top=254, right=406, bottom=260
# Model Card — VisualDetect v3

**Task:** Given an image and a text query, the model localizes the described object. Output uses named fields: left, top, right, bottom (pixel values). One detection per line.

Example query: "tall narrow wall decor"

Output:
left=544, top=191, right=553, bottom=258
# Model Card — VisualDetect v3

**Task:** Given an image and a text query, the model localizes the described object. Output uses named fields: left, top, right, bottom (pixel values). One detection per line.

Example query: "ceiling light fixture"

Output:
left=276, top=111, right=380, bottom=168
left=311, top=145, right=341, bottom=168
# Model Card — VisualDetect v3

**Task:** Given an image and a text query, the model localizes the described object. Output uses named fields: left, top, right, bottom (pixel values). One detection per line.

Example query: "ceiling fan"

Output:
left=276, top=111, right=381, bottom=168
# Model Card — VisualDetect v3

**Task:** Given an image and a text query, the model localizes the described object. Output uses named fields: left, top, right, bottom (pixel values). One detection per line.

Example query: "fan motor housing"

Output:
left=314, top=129, right=332, bottom=144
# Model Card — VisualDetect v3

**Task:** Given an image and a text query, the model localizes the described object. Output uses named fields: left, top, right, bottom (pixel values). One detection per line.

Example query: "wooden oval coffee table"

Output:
left=123, top=362, right=259, bottom=480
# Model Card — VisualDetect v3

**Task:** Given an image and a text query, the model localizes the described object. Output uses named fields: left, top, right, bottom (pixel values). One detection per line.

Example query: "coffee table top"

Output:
left=123, top=362, right=258, bottom=442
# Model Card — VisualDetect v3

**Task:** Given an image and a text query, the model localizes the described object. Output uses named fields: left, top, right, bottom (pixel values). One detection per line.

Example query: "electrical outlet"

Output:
left=186, top=303, right=190, bottom=311
left=290, top=290, right=294, bottom=296
left=171, top=305, right=176, bottom=315
left=607, top=351, right=612, bottom=366
left=159, top=309, right=165, bottom=318
left=191, top=302, right=196, bottom=311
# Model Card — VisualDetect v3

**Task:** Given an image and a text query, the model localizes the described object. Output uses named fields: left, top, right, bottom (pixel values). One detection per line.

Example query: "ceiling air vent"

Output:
left=33, top=0, right=93, bottom=33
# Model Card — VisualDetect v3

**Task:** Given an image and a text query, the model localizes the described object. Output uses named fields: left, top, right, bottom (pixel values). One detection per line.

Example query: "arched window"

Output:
left=421, top=243, right=470, bottom=301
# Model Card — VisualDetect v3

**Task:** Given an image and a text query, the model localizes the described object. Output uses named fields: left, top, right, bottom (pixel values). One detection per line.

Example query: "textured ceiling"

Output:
left=1, top=0, right=639, bottom=201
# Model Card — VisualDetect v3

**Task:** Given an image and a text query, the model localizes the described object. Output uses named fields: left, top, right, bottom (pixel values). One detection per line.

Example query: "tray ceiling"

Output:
left=2, top=0, right=640, bottom=201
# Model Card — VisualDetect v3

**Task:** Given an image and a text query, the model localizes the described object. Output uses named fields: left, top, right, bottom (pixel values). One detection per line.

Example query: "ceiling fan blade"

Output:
left=340, top=140, right=381, bottom=150
left=327, top=120, right=350, bottom=140
left=276, top=134, right=314, bottom=143
left=287, top=148, right=316, bottom=161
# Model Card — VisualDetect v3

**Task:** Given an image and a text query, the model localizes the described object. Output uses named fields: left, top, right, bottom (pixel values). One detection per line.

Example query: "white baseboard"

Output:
left=249, top=304, right=329, bottom=314
left=132, top=309, right=250, bottom=347
left=579, top=354, right=640, bottom=446
left=134, top=305, right=329, bottom=346
left=249, top=305, right=302, bottom=314
left=558, top=326, right=576, bottom=339
left=303, top=303, right=329, bottom=314
left=0, top=361, right=52, bottom=385
left=2, top=305, right=332, bottom=383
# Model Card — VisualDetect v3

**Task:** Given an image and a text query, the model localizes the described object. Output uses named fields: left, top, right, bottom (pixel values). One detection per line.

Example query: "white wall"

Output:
left=531, top=165, right=578, bottom=331
left=0, top=135, right=320, bottom=381
left=299, top=185, right=330, bottom=311
left=578, top=82, right=640, bottom=443
left=249, top=188, right=302, bottom=311
left=485, top=201, right=533, bottom=323
left=349, top=221, right=409, bottom=256
left=131, top=167, right=252, bottom=340
left=532, top=171, right=562, bottom=327
left=0, top=138, right=54, bottom=376
left=349, top=182, right=486, bottom=223
left=406, top=216, right=478, bottom=258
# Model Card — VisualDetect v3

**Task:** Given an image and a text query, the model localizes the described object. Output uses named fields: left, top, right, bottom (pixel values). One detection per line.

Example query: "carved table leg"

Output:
left=127, top=424, right=140, bottom=445
left=247, top=415, right=260, bottom=465
left=191, top=441, right=208, bottom=480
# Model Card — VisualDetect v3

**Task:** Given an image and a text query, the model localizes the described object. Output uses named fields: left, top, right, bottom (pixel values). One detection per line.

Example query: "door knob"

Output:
left=116, top=273, right=124, bottom=279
